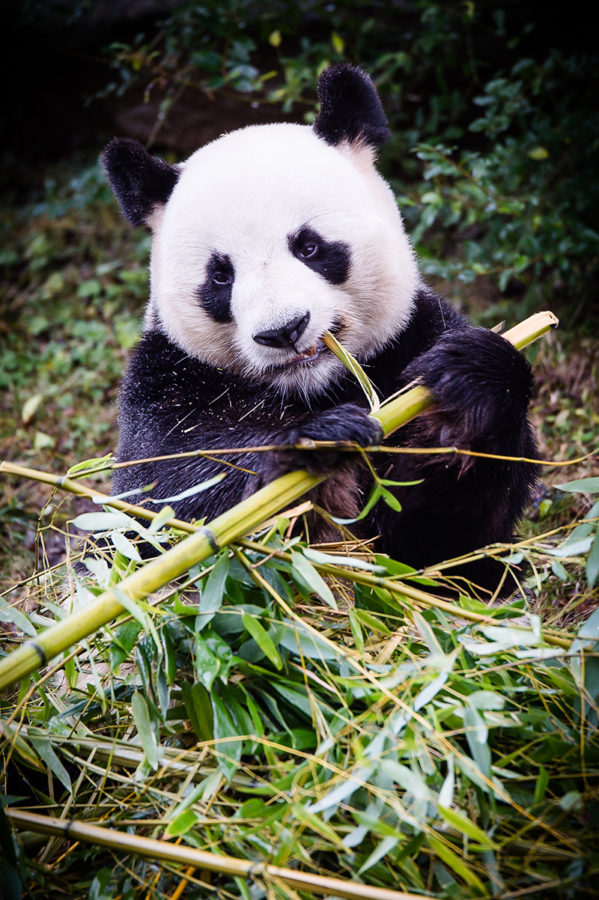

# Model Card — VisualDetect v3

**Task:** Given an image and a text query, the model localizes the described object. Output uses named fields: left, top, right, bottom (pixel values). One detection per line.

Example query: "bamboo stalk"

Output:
left=0, top=311, right=559, bottom=692
left=501, top=310, right=559, bottom=348
left=7, top=809, right=429, bottom=900
left=0, top=460, right=197, bottom=534
left=0, top=470, right=321, bottom=690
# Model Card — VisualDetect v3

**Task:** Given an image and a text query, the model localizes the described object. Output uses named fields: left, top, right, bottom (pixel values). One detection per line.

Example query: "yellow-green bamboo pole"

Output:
left=0, top=469, right=321, bottom=689
left=0, top=311, right=559, bottom=692
left=0, top=460, right=197, bottom=534
left=7, top=809, right=429, bottom=900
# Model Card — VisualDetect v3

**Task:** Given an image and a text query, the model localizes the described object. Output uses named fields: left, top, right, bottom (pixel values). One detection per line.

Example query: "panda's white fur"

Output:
left=103, top=64, right=538, bottom=595
left=146, top=123, right=418, bottom=397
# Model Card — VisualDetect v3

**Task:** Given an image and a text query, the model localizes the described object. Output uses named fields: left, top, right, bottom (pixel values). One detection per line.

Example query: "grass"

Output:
left=1, top=154, right=598, bottom=899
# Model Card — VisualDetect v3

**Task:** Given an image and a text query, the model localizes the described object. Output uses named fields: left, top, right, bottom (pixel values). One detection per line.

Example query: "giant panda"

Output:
left=102, top=64, right=538, bottom=596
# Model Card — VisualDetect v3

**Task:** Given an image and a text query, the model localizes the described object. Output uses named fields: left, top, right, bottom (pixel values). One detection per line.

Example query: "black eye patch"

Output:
left=288, top=227, right=351, bottom=285
left=197, top=253, right=235, bottom=322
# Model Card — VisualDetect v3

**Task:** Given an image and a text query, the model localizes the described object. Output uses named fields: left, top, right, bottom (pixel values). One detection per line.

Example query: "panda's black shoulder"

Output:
left=403, top=285, right=467, bottom=350
left=367, top=286, right=467, bottom=394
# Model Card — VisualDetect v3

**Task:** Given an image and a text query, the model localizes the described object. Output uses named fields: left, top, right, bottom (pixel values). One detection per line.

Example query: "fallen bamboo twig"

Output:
left=0, top=311, right=559, bottom=692
left=6, top=808, right=429, bottom=900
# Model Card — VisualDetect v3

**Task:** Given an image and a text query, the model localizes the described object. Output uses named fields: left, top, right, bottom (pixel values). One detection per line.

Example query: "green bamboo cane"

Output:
left=7, top=809, right=429, bottom=900
left=0, top=311, right=558, bottom=692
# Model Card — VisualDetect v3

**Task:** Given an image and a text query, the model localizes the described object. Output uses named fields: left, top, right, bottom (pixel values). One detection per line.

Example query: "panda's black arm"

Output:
left=366, top=325, right=539, bottom=590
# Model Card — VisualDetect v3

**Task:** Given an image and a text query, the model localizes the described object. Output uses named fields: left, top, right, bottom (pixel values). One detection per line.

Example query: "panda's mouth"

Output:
left=278, top=338, right=326, bottom=368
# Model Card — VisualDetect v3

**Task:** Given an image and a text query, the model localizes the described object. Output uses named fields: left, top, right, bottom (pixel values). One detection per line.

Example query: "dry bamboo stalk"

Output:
left=239, top=539, right=573, bottom=649
left=0, top=311, right=559, bottom=692
left=7, top=808, right=430, bottom=900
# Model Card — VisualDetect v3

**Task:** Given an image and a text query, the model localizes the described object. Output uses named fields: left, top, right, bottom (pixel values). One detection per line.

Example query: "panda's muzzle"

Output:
left=253, top=312, right=334, bottom=369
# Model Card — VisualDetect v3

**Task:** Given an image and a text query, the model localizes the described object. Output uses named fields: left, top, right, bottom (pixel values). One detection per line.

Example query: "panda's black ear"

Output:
left=314, top=64, right=390, bottom=149
left=102, top=138, right=180, bottom=227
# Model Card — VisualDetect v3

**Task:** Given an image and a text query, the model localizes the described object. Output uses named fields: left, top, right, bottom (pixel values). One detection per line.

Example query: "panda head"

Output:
left=103, top=64, right=419, bottom=397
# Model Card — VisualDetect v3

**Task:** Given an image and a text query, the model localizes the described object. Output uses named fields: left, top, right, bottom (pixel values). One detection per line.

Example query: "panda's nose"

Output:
left=253, top=312, right=310, bottom=349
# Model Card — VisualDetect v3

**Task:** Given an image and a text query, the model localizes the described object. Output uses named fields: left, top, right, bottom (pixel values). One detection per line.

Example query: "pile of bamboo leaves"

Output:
left=1, top=312, right=599, bottom=899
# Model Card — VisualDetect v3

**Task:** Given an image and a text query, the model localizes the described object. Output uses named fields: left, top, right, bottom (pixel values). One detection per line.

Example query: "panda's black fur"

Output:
left=104, top=64, right=538, bottom=596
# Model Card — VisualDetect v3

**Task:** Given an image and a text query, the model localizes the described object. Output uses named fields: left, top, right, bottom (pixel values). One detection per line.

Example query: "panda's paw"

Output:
left=278, top=403, right=382, bottom=476
left=407, top=327, right=533, bottom=436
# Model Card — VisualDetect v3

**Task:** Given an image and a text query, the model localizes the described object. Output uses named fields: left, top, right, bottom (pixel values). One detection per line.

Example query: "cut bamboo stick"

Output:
left=6, top=808, right=430, bottom=900
left=0, top=311, right=559, bottom=692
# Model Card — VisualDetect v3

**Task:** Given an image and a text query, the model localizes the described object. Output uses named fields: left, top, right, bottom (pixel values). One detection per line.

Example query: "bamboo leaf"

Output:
left=358, top=835, right=399, bottom=874
left=67, top=454, right=114, bottom=476
left=0, top=720, right=44, bottom=772
left=291, top=552, right=337, bottom=609
left=109, top=620, right=142, bottom=671
left=534, top=766, right=549, bottom=803
left=578, top=606, right=599, bottom=641
left=348, top=609, right=364, bottom=653
left=28, top=733, right=72, bottom=791
left=549, top=537, right=594, bottom=558
left=211, top=691, right=242, bottom=779
left=437, top=805, right=496, bottom=849
left=556, top=478, right=599, bottom=494
left=131, top=692, right=160, bottom=770
left=438, top=756, right=455, bottom=808
left=193, top=634, right=221, bottom=691
left=379, top=485, right=402, bottom=512
left=307, top=765, right=374, bottom=814
left=426, top=834, right=486, bottom=891
left=291, top=803, right=347, bottom=848
left=147, top=505, right=176, bottom=533
left=0, top=598, right=36, bottom=637
left=464, top=707, right=491, bottom=778
left=303, top=547, right=387, bottom=573
left=586, top=530, right=599, bottom=587
left=379, top=761, right=430, bottom=802
left=165, top=808, right=199, bottom=837
left=196, top=553, right=229, bottom=628
left=110, top=530, right=142, bottom=562
left=277, top=621, right=340, bottom=660
left=271, top=683, right=314, bottom=719
left=322, top=330, right=380, bottom=411
left=89, top=868, right=113, bottom=900
left=113, top=587, right=160, bottom=652
left=72, top=511, right=135, bottom=531
left=149, top=473, right=226, bottom=504
left=241, top=613, right=282, bottom=669
left=351, top=607, right=391, bottom=635
left=181, top=681, right=214, bottom=741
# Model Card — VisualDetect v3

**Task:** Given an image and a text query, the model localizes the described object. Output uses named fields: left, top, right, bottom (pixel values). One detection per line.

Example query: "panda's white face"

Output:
left=147, top=123, right=418, bottom=396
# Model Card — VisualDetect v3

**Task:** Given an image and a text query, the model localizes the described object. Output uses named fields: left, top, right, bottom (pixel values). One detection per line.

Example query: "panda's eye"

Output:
left=298, top=239, right=319, bottom=259
left=212, top=269, right=233, bottom=286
